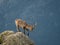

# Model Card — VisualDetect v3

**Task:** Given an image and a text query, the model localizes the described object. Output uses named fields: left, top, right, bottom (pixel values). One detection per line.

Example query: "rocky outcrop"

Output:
left=0, top=30, right=34, bottom=45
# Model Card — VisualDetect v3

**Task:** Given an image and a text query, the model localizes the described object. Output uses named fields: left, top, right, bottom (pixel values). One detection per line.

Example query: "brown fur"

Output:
left=15, top=19, right=34, bottom=35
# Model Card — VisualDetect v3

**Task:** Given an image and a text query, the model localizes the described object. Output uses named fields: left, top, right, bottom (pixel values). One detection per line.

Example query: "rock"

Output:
left=0, top=30, right=15, bottom=43
left=0, top=30, right=34, bottom=45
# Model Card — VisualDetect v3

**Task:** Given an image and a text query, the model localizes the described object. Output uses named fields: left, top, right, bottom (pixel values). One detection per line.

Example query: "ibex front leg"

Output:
left=27, top=30, right=29, bottom=36
left=26, top=29, right=29, bottom=36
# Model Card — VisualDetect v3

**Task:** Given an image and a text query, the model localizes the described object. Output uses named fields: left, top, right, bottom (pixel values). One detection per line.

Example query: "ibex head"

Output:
left=30, top=22, right=37, bottom=31
left=26, top=23, right=37, bottom=31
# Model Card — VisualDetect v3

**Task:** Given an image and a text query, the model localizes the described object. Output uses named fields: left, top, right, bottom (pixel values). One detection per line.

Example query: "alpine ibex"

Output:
left=15, top=19, right=35, bottom=36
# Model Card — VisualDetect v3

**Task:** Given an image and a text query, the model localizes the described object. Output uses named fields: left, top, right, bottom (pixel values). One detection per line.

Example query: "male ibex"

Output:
left=15, top=19, right=35, bottom=36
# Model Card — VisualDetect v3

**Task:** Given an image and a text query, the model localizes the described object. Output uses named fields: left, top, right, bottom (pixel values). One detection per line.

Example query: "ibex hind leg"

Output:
left=24, top=29, right=25, bottom=34
left=27, top=32, right=29, bottom=36
left=23, top=27, right=26, bottom=34
left=16, top=25, right=20, bottom=32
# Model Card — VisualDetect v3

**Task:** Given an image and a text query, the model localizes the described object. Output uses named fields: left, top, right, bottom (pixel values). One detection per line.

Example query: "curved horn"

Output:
left=33, top=22, right=37, bottom=29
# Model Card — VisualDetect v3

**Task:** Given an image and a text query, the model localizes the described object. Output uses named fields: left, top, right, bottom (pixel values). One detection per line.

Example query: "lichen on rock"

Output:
left=0, top=30, right=15, bottom=43
left=0, top=30, right=34, bottom=45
